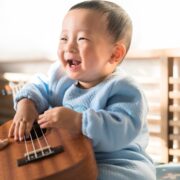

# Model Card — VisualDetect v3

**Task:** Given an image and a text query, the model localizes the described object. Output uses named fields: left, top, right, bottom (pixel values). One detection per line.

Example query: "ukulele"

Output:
left=0, top=120, right=98, bottom=180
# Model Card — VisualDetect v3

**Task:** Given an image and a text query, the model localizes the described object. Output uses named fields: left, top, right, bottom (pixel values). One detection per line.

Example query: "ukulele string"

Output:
left=39, top=128, right=52, bottom=153
left=29, top=133, right=38, bottom=158
left=32, top=127, right=45, bottom=156
left=23, top=135, right=30, bottom=161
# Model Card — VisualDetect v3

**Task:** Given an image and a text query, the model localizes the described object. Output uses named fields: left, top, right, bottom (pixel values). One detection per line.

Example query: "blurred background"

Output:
left=0, top=0, right=180, bottom=61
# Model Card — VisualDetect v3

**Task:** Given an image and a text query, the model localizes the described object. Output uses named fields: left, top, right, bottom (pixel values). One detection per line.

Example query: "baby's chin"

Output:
left=66, top=72, right=80, bottom=81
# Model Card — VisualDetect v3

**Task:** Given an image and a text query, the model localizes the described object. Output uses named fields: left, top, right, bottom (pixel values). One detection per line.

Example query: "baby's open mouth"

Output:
left=67, top=59, right=81, bottom=67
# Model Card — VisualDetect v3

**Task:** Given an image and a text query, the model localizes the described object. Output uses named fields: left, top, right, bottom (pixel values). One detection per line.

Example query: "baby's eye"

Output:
left=78, top=37, right=88, bottom=41
left=60, top=37, right=67, bottom=41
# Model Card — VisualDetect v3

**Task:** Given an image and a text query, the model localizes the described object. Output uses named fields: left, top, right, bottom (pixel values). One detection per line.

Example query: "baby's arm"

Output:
left=8, top=62, right=70, bottom=140
left=81, top=79, right=148, bottom=152
left=8, top=98, right=38, bottom=141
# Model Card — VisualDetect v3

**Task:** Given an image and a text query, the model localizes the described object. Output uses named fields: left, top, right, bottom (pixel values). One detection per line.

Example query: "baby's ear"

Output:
left=110, top=42, right=126, bottom=64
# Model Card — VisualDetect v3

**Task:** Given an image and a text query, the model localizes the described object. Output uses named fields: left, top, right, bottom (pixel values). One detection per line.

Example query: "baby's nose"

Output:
left=65, top=41, right=78, bottom=53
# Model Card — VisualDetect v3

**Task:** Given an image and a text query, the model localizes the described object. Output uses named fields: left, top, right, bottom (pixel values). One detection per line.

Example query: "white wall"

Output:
left=0, top=0, right=180, bottom=61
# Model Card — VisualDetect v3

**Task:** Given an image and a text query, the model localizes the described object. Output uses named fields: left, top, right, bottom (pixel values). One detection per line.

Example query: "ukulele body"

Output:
left=0, top=120, right=98, bottom=180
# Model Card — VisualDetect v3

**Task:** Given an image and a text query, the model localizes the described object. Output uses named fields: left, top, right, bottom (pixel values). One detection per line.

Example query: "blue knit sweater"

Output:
left=15, top=61, right=155, bottom=179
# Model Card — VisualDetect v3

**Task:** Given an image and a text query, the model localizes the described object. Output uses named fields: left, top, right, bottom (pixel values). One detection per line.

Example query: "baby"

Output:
left=8, top=1, right=155, bottom=179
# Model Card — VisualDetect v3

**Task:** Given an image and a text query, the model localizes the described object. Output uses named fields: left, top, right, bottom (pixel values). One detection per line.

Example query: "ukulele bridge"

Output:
left=17, top=145, right=64, bottom=167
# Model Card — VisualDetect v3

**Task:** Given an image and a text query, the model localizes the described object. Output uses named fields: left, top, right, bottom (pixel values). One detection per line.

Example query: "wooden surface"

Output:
left=0, top=120, right=98, bottom=180
left=126, top=48, right=180, bottom=59
left=122, top=49, right=180, bottom=163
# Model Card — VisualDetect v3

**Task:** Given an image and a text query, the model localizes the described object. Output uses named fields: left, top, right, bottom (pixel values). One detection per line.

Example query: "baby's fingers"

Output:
left=19, top=121, right=27, bottom=141
left=38, top=117, right=47, bottom=127
left=38, top=114, right=44, bottom=119
left=39, top=121, right=49, bottom=128
left=38, top=117, right=53, bottom=128
left=25, top=122, right=33, bottom=137
left=8, top=122, right=15, bottom=138
left=14, top=122, right=20, bottom=141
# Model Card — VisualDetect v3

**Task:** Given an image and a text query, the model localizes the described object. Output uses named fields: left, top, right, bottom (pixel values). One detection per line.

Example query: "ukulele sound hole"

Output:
left=25, top=121, right=46, bottom=141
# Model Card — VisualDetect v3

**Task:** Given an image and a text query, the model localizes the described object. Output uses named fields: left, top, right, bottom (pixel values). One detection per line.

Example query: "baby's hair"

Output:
left=70, top=0, right=132, bottom=53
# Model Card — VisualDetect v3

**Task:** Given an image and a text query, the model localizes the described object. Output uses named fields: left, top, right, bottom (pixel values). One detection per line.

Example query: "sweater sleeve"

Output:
left=14, top=61, right=60, bottom=113
left=81, top=78, right=148, bottom=152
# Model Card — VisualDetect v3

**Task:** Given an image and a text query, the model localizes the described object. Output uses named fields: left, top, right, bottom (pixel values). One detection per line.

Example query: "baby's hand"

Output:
left=38, top=107, right=82, bottom=135
left=0, top=139, right=9, bottom=150
left=8, top=98, right=38, bottom=141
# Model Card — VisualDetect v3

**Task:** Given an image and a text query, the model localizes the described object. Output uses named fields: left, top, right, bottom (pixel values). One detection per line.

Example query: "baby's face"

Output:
left=58, top=9, right=116, bottom=88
